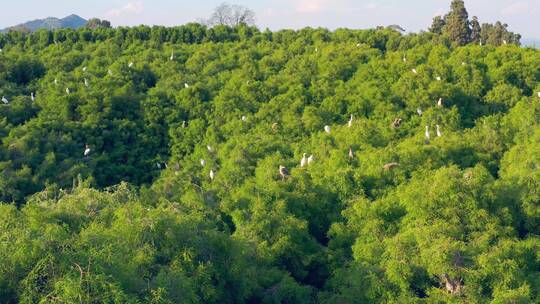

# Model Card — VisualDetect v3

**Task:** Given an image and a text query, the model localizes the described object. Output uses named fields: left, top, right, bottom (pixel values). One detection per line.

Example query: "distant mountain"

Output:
left=2, top=14, right=87, bottom=33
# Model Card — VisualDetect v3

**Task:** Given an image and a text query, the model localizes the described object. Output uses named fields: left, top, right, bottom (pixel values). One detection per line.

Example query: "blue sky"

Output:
left=1, top=0, right=539, bottom=39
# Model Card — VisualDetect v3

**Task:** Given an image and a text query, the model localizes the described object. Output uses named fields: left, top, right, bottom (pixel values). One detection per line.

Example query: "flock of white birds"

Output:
left=2, top=51, right=539, bottom=183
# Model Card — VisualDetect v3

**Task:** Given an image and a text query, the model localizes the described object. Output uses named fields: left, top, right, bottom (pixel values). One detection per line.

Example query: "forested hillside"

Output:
left=0, top=18, right=539, bottom=304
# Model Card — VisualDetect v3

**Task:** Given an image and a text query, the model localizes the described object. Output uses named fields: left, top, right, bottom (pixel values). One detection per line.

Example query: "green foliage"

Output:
left=0, top=18, right=539, bottom=303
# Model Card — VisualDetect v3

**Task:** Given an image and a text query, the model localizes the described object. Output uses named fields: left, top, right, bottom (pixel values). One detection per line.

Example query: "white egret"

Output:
left=184, top=83, right=189, bottom=88
left=54, top=78, right=58, bottom=85
left=412, top=68, right=418, bottom=74
left=324, top=125, right=331, bottom=134
left=156, top=162, right=162, bottom=169
left=307, top=154, right=314, bottom=165
left=402, top=57, right=407, bottom=62
left=383, top=162, right=400, bottom=170
left=31, top=92, right=35, bottom=101
left=182, top=120, right=186, bottom=128
left=207, top=145, right=213, bottom=152
left=436, top=124, right=442, bottom=137
left=437, top=98, right=443, bottom=107
left=209, top=169, right=215, bottom=180
left=272, top=122, right=279, bottom=131
left=2, top=96, right=8, bottom=104
left=82, top=66, right=87, bottom=72
left=200, top=159, right=206, bottom=167
left=417, top=108, right=423, bottom=116
left=348, top=147, right=354, bottom=159
left=461, top=62, right=466, bottom=66
left=347, top=114, right=353, bottom=127
left=83, top=145, right=91, bottom=157
left=128, top=62, right=134, bottom=68
left=356, top=43, right=361, bottom=47
left=65, top=88, right=70, bottom=95
left=436, top=76, right=441, bottom=81
left=300, top=153, right=307, bottom=167
left=84, top=78, right=89, bottom=87
left=537, top=92, right=540, bottom=98
left=108, top=69, right=113, bottom=76
left=241, top=115, right=247, bottom=122
left=503, top=40, right=507, bottom=45
left=425, top=126, right=431, bottom=141
left=279, top=165, right=289, bottom=180
left=170, top=52, right=174, bottom=61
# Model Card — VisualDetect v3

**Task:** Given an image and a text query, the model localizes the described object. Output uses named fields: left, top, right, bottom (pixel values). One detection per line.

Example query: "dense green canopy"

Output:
left=0, top=23, right=539, bottom=303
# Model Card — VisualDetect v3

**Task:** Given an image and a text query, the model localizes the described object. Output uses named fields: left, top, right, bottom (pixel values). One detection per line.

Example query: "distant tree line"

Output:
left=430, top=0, right=521, bottom=46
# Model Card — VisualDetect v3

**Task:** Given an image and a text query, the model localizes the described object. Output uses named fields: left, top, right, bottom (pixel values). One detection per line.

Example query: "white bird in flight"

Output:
left=300, top=153, right=307, bottom=167
left=324, top=125, right=331, bottom=134
left=348, top=114, right=353, bottom=127
left=436, top=124, right=442, bottom=137
left=200, top=159, right=206, bottom=167
left=437, top=98, right=443, bottom=107
left=425, top=126, right=431, bottom=141
left=417, top=108, right=423, bottom=116
left=2, top=96, right=8, bottom=104
left=84, top=145, right=91, bottom=156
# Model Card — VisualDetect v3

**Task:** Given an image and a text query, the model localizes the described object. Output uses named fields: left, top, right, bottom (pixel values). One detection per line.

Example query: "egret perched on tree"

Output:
left=207, top=145, right=213, bottom=152
left=83, top=145, right=91, bottom=157
left=209, top=169, right=215, bottom=180
left=412, top=68, right=417, bottom=74
left=307, top=154, right=314, bottom=165
left=170, top=52, right=174, bottom=61
left=2, top=96, right=8, bottom=104
left=184, top=83, right=189, bottom=88
left=128, top=62, right=134, bottom=68
left=537, top=92, right=540, bottom=98
left=437, top=98, right=443, bottom=107
left=31, top=92, right=35, bottom=101
left=324, top=125, right=331, bottom=134
left=156, top=162, right=162, bottom=169
left=347, top=114, right=353, bottom=127
left=182, top=121, right=186, bottom=128
left=503, top=40, right=507, bottom=45
left=84, top=78, right=89, bottom=87
left=108, top=69, right=113, bottom=76
left=436, top=76, right=441, bottom=81
left=417, top=108, right=423, bottom=116
left=54, top=78, right=58, bottom=85
left=392, top=118, right=402, bottom=128
left=436, top=124, right=442, bottom=137
left=300, top=153, right=307, bottom=167
left=272, top=122, right=279, bottom=131
left=425, top=126, right=431, bottom=141
left=383, top=162, right=400, bottom=170
left=241, top=115, right=247, bottom=122
left=402, top=57, right=407, bottom=62
left=82, top=66, right=87, bottom=72
left=462, top=62, right=466, bottom=66
left=65, top=88, right=70, bottom=95
left=200, top=159, right=206, bottom=167
left=279, top=165, right=289, bottom=180
left=356, top=43, right=361, bottom=47
left=349, top=147, right=354, bottom=159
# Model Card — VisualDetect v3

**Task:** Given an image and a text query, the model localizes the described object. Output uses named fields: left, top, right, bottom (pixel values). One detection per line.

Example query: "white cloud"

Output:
left=106, top=1, right=144, bottom=18
left=501, top=1, right=531, bottom=15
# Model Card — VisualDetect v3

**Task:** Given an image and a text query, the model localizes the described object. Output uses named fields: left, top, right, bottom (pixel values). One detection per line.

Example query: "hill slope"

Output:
left=2, top=14, right=87, bottom=32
